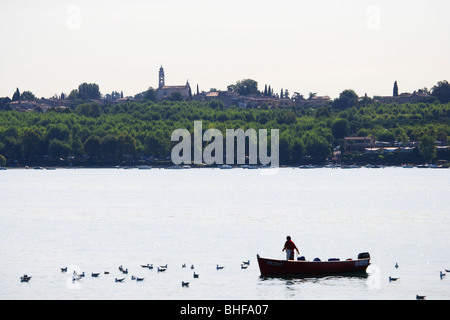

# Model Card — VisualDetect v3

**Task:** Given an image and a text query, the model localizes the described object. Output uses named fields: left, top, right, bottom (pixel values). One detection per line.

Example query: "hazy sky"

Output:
left=1, top=0, right=449, bottom=99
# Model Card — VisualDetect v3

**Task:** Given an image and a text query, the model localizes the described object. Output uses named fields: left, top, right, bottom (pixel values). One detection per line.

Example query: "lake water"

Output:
left=1, top=167, right=449, bottom=300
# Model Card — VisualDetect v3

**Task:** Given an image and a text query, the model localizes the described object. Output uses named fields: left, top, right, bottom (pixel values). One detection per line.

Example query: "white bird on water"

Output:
left=72, top=272, right=83, bottom=281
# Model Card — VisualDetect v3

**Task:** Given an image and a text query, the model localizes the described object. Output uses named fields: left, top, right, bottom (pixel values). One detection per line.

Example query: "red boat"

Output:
left=257, top=252, right=370, bottom=277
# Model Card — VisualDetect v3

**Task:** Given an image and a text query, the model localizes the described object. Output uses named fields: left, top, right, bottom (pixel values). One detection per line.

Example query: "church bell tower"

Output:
left=159, top=66, right=165, bottom=89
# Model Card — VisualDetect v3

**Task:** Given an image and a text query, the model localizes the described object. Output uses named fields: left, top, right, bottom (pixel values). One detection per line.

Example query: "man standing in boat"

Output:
left=282, top=236, right=300, bottom=260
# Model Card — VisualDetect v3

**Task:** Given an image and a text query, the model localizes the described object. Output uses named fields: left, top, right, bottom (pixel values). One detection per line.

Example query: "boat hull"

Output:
left=257, top=254, right=370, bottom=277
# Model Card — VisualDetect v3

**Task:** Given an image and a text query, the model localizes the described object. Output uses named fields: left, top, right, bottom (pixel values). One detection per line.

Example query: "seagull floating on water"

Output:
left=216, top=265, right=225, bottom=270
left=158, top=267, right=167, bottom=272
left=72, top=271, right=85, bottom=278
left=440, top=271, right=446, bottom=279
left=118, top=266, right=128, bottom=274
left=115, top=278, right=125, bottom=283
left=182, top=264, right=186, bottom=268
left=193, top=272, right=199, bottom=278
left=131, top=276, right=145, bottom=281
left=191, top=265, right=194, bottom=269
left=416, top=295, right=426, bottom=300
left=141, top=264, right=153, bottom=269
left=20, top=275, right=32, bottom=283
left=61, top=267, right=68, bottom=273
left=182, top=281, right=189, bottom=287
left=72, top=272, right=83, bottom=281
left=241, top=264, right=248, bottom=269
left=389, top=276, right=399, bottom=282
left=395, top=263, right=399, bottom=269
left=243, top=260, right=250, bottom=266
left=445, top=269, right=450, bottom=273
left=91, top=273, right=100, bottom=278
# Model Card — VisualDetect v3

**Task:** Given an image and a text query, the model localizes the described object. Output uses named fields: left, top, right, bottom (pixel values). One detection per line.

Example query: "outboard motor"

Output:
left=358, top=252, right=370, bottom=259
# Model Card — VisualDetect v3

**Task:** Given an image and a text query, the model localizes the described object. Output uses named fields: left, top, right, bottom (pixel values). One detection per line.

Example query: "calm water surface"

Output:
left=0, top=167, right=449, bottom=300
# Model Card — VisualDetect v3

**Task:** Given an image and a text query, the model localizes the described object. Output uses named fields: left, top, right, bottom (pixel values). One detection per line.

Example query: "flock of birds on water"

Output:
left=19, top=260, right=252, bottom=290
left=387, top=262, right=450, bottom=300
left=19, top=261, right=449, bottom=300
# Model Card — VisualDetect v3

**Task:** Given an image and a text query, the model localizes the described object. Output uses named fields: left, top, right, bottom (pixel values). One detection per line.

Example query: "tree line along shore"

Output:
left=0, top=91, right=449, bottom=168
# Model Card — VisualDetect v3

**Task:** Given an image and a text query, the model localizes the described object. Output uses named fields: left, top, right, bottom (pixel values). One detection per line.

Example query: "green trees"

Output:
left=168, top=92, right=184, bottom=101
left=303, top=132, right=331, bottom=161
left=77, top=83, right=101, bottom=100
left=83, top=136, right=102, bottom=159
left=142, top=88, right=157, bottom=102
left=0, top=97, right=11, bottom=111
left=68, top=83, right=102, bottom=101
left=277, top=110, right=297, bottom=125
left=75, top=103, right=102, bottom=117
left=432, top=80, right=450, bottom=103
left=144, top=131, right=170, bottom=158
left=332, top=118, right=350, bottom=141
left=46, top=124, right=71, bottom=141
left=0, top=99, right=448, bottom=166
left=332, top=89, right=358, bottom=110
left=227, top=79, right=259, bottom=96
left=116, top=134, right=137, bottom=159
left=21, top=91, right=36, bottom=102
left=82, top=133, right=137, bottom=164
left=419, top=135, right=436, bottom=163
left=20, top=130, right=44, bottom=162
left=12, top=88, right=20, bottom=102
left=393, top=81, right=399, bottom=97
left=49, top=139, right=71, bottom=159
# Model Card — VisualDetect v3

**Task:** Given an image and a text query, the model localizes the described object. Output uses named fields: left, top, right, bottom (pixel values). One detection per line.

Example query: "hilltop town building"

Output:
left=305, top=96, right=331, bottom=106
left=379, top=91, right=430, bottom=104
left=156, top=66, right=191, bottom=101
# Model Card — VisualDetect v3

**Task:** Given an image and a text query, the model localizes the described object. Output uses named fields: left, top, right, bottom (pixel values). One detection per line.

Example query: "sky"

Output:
left=1, top=0, right=449, bottom=99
